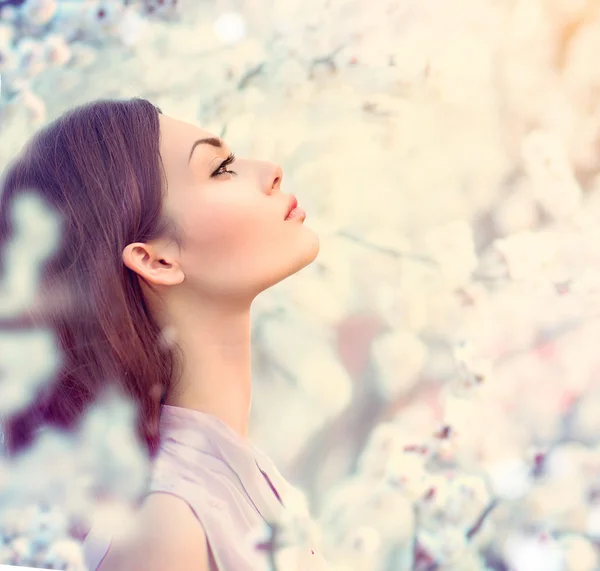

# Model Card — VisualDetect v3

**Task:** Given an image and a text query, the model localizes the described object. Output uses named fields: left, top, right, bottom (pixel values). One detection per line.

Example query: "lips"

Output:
left=284, top=195, right=298, bottom=219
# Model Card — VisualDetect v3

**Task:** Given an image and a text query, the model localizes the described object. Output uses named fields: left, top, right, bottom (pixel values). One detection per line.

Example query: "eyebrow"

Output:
left=188, top=137, right=224, bottom=164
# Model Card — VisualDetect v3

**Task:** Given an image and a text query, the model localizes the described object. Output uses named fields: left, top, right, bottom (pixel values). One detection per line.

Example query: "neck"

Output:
left=162, top=297, right=253, bottom=440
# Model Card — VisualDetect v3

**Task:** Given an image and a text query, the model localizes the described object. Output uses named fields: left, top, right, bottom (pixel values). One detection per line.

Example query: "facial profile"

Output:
left=122, top=114, right=320, bottom=306
left=0, top=98, right=322, bottom=461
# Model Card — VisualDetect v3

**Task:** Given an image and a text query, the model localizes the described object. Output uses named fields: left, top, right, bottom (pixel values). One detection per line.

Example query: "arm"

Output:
left=98, top=493, right=210, bottom=571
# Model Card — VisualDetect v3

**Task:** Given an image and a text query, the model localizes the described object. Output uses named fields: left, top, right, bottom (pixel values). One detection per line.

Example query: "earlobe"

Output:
left=151, top=257, right=186, bottom=286
left=169, top=267, right=186, bottom=285
left=138, top=265, right=185, bottom=287
left=128, top=261, right=185, bottom=287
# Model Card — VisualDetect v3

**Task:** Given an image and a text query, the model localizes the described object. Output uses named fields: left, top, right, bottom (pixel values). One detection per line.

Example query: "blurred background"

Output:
left=2, top=0, right=600, bottom=569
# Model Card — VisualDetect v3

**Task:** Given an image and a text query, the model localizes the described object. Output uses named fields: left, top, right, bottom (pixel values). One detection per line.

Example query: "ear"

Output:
left=122, top=242, right=185, bottom=286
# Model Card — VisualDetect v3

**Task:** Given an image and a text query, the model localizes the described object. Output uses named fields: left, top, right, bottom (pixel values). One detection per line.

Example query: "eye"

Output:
left=211, top=153, right=237, bottom=178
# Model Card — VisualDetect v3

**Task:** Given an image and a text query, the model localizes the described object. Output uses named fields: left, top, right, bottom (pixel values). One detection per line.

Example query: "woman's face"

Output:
left=154, top=114, right=320, bottom=301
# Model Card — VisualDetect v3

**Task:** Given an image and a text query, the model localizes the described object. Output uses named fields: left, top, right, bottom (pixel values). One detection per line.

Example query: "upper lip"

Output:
left=284, top=195, right=298, bottom=219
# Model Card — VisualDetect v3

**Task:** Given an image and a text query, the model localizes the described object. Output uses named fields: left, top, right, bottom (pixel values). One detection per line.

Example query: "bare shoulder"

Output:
left=98, top=493, right=209, bottom=571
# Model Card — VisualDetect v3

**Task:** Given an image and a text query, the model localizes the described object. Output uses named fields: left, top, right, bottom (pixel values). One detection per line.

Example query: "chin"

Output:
left=256, top=229, right=321, bottom=293
left=298, top=228, right=320, bottom=267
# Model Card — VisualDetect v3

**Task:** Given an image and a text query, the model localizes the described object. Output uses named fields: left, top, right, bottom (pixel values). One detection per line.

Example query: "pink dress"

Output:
left=82, top=404, right=328, bottom=570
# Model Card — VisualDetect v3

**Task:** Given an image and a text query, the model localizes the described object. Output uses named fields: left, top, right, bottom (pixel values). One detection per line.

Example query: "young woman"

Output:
left=0, top=98, right=326, bottom=570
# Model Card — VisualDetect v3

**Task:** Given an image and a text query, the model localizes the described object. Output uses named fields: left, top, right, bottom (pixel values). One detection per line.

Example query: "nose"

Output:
left=263, top=161, right=283, bottom=195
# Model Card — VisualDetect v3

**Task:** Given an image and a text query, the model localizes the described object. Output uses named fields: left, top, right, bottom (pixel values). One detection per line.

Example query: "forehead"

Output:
left=158, top=114, right=217, bottom=170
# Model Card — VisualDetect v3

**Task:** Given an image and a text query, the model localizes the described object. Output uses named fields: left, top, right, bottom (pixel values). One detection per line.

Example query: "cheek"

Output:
left=180, top=201, right=273, bottom=262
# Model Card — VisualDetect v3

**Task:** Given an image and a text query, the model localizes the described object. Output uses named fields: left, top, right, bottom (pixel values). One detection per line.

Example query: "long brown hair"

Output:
left=0, top=97, right=185, bottom=461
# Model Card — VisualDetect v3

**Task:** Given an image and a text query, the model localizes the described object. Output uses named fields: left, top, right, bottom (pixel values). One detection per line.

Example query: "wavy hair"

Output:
left=0, top=97, right=185, bottom=461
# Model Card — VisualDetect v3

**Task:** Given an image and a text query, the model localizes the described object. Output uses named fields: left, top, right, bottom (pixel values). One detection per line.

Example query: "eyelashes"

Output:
left=211, top=153, right=237, bottom=178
